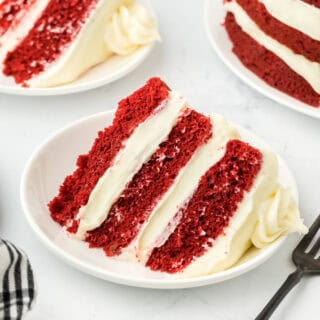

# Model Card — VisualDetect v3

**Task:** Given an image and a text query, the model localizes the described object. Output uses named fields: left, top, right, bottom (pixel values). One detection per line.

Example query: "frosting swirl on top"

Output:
left=105, top=2, right=159, bottom=56
left=251, top=185, right=308, bottom=248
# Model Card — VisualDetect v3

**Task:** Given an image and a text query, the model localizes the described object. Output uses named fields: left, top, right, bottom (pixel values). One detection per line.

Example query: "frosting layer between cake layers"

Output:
left=138, top=115, right=239, bottom=261
left=49, top=77, right=171, bottom=230
left=259, top=0, right=320, bottom=41
left=75, top=90, right=187, bottom=239
left=224, top=0, right=320, bottom=94
left=86, top=109, right=213, bottom=257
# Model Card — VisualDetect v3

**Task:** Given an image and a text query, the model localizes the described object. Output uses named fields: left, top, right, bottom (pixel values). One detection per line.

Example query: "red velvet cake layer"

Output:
left=225, top=13, right=320, bottom=107
left=0, top=0, right=35, bottom=36
left=49, top=78, right=169, bottom=231
left=146, top=140, right=262, bottom=274
left=86, top=109, right=212, bottom=256
left=232, top=0, right=320, bottom=63
left=3, top=0, right=99, bottom=85
left=302, top=0, right=320, bottom=8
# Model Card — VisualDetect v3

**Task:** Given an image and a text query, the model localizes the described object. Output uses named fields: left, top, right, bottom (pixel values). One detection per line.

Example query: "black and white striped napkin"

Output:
left=0, top=239, right=36, bottom=320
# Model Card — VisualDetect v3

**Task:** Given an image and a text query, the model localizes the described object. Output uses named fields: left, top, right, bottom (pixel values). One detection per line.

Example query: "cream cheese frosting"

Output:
left=137, top=115, right=240, bottom=262
left=117, top=114, right=239, bottom=261
left=74, top=91, right=187, bottom=239
left=259, top=0, right=320, bottom=42
left=225, top=0, right=320, bottom=94
left=252, top=185, right=308, bottom=247
left=105, top=2, right=159, bottom=55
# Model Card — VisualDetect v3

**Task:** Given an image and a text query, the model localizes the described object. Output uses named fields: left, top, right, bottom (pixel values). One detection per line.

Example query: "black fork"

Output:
left=256, top=214, right=320, bottom=320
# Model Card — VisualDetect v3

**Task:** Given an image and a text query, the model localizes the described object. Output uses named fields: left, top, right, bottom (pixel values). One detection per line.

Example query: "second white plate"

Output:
left=204, top=0, right=320, bottom=119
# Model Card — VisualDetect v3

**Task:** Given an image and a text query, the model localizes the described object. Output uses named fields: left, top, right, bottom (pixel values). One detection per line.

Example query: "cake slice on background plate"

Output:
left=223, top=0, right=320, bottom=107
left=49, top=77, right=307, bottom=277
left=0, top=0, right=158, bottom=87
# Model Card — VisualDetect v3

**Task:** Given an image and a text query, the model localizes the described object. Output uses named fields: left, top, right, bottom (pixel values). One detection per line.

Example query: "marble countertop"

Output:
left=0, top=1, right=319, bottom=319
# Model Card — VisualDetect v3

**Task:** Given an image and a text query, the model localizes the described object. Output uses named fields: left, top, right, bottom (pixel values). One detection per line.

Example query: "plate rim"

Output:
left=203, top=0, right=320, bottom=120
left=20, top=110, right=292, bottom=289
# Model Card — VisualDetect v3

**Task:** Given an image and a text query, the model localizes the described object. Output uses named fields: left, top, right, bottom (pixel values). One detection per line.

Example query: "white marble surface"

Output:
left=0, top=1, right=319, bottom=319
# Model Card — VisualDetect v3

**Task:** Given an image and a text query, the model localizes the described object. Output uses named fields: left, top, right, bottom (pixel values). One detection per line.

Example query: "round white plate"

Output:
left=0, top=0, right=156, bottom=96
left=21, top=110, right=297, bottom=289
left=204, top=0, right=320, bottom=119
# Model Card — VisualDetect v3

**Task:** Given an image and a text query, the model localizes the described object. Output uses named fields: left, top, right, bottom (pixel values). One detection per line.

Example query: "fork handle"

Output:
left=255, top=268, right=304, bottom=320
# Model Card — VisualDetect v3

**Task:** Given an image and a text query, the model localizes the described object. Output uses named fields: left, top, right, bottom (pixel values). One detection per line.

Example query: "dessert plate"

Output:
left=0, top=0, right=156, bottom=96
left=204, top=0, right=320, bottom=119
left=21, top=110, right=298, bottom=289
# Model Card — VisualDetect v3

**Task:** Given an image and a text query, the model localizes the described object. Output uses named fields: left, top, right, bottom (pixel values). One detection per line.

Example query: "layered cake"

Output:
left=0, top=0, right=158, bottom=87
left=49, top=78, right=307, bottom=277
left=223, top=0, right=320, bottom=107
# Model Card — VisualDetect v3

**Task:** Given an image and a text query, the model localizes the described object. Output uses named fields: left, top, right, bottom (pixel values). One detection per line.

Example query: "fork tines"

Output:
left=295, top=215, right=320, bottom=255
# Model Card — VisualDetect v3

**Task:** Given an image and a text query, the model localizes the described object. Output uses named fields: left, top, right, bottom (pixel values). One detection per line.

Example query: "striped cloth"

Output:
left=0, top=240, right=35, bottom=320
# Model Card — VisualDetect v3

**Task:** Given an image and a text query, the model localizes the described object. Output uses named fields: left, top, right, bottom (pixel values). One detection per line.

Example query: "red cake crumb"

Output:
left=225, top=13, right=320, bottom=107
left=3, top=0, right=99, bottom=84
left=302, top=0, right=320, bottom=8
left=86, top=109, right=212, bottom=256
left=146, top=140, right=262, bottom=274
left=48, top=78, right=169, bottom=231
left=232, top=0, right=320, bottom=64
left=0, top=0, right=35, bottom=36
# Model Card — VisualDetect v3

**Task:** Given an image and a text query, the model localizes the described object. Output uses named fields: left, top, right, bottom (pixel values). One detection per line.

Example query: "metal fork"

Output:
left=256, top=214, right=320, bottom=320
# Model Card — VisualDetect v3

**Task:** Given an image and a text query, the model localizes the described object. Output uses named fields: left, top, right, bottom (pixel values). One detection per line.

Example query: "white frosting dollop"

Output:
left=251, top=185, right=308, bottom=248
left=105, top=2, right=159, bottom=55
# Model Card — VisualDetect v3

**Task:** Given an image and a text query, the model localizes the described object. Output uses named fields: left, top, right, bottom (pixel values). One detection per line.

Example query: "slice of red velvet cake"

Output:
left=223, top=0, right=320, bottom=107
left=0, top=0, right=158, bottom=87
left=49, top=78, right=307, bottom=277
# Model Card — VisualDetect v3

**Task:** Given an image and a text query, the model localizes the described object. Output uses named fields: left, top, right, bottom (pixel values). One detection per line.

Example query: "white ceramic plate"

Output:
left=204, top=0, right=320, bottom=119
left=0, top=0, right=156, bottom=96
left=21, top=110, right=297, bottom=289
